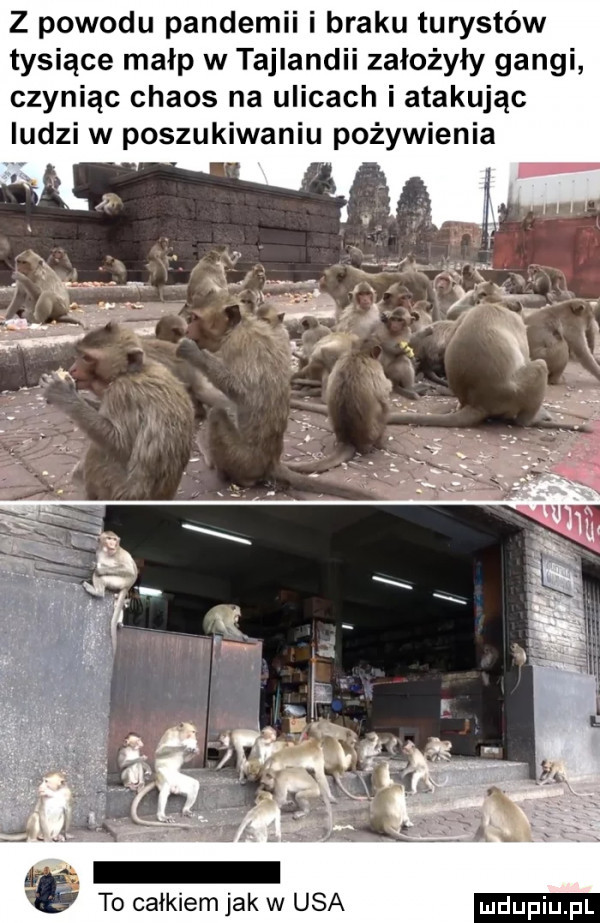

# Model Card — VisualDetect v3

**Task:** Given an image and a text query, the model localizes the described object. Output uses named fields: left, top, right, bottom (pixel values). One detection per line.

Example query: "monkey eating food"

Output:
left=202, top=603, right=249, bottom=641
left=5, top=249, right=84, bottom=326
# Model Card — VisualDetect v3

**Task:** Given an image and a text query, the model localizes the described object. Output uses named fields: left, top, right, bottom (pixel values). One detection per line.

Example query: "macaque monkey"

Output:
left=502, top=272, right=527, bottom=295
left=155, top=314, right=187, bottom=344
left=233, top=790, right=281, bottom=843
left=0, top=178, right=38, bottom=233
left=43, top=164, right=61, bottom=189
left=83, top=530, right=138, bottom=653
left=241, top=726, right=280, bottom=779
left=256, top=303, right=290, bottom=352
left=461, top=263, right=485, bottom=292
left=474, top=786, right=533, bottom=841
left=377, top=309, right=419, bottom=398
left=5, top=249, right=83, bottom=326
left=387, top=302, right=590, bottom=432
left=117, top=733, right=152, bottom=792
left=264, top=739, right=337, bottom=804
left=291, top=330, right=359, bottom=396
left=409, top=321, right=455, bottom=386
left=41, top=323, right=194, bottom=500
left=0, top=233, right=13, bottom=270
left=369, top=762, right=414, bottom=839
left=525, top=266, right=553, bottom=302
left=305, top=719, right=358, bottom=745
left=356, top=732, right=381, bottom=772
left=528, top=263, right=568, bottom=293
left=39, top=185, right=70, bottom=210
left=321, top=736, right=370, bottom=800
left=288, top=339, right=392, bottom=473
left=308, top=163, right=336, bottom=196
left=216, top=728, right=260, bottom=772
left=238, top=288, right=259, bottom=316
left=498, top=203, right=508, bottom=223
left=295, top=315, right=331, bottom=368
left=146, top=237, right=170, bottom=302
left=0, top=772, right=72, bottom=842
left=260, top=767, right=333, bottom=841
left=99, top=255, right=127, bottom=285
left=478, top=643, right=500, bottom=686
left=339, top=739, right=358, bottom=771
left=241, top=742, right=294, bottom=782
left=95, top=193, right=125, bottom=216
left=202, top=603, right=249, bottom=641
left=408, top=300, right=435, bottom=332
left=240, top=264, right=266, bottom=304
left=537, top=759, right=595, bottom=796
left=398, top=254, right=418, bottom=271
left=131, top=722, right=200, bottom=827
left=433, top=271, right=465, bottom=316
left=224, top=162, right=241, bottom=179
left=375, top=732, right=401, bottom=756
left=400, top=741, right=448, bottom=794
left=47, top=247, right=78, bottom=283
left=343, top=244, right=364, bottom=268
left=183, top=246, right=241, bottom=315
left=423, top=738, right=452, bottom=762
left=319, top=264, right=438, bottom=320
left=509, top=642, right=527, bottom=695
left=521, top=210, right=535, bottom=231
left=525, top=300, right=600, bottom=384
left=336, top=282, right=381, bottom=339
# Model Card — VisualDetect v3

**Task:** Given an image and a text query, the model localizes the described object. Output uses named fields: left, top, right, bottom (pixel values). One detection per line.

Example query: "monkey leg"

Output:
left=83, top=574, right=106, bottom=597
left=156, top=784, right=175, bottom=822
left=292, top=794, right=312, bottom=819
left=33, top=292, right=56, bottom=324
left=180, top=776, right=200, bottom=816
left=510, top=360, right=548, bottom=425
left=215, top=748, right=234, bottom=770
left=482, top=825, right=506, bottom=843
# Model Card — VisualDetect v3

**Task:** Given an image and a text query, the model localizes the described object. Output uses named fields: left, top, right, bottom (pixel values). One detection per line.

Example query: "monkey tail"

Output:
left=285, top=444, right=356, bottom=474
left=354, top=772, right=372, bottom=799
left=530, top=417, right=591, bottom=433
left=333, top=773, right=369, bottom=802
left=272, top=463, right=376, bottom=501
left=386, top=405, right=485, bottom=427
left=232, top=817, right=250, bottom=843
left=317, top=794, right=334, bottom=842
left=56, top=314, right=86, bottom=327
left=430, top=775, right=449, bottom=788
left=289, top=398, right=328, bottom=415
left=385, top=828, right=472, bottom=842
left=129, top=781, right=192, bottom=829
left=0, top=830, right=28, bottom=841
left=509, top=667, right=522, bottom=696
left=564, top=780, right=595, bottom=797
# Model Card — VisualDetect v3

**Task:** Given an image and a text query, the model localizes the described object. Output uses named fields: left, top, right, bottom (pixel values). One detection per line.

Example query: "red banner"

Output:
left=516, top=163, right=600, bottom=179
left=515, top=505, right=600, bottom=554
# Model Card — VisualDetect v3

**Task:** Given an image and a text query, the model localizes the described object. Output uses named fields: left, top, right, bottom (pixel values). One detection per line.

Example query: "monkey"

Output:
left=474, top=786, right=533, bottom=842
left=99, top=255, right=127, bottom=285
left=233, top=790, right=281, bottom=843
left=478, top=643, right=500, bottom=686
left=82, top=530, right=138, bottom=652
left=525, top=300, right=600, bottom=384
left=527, top=263, right=568, bottom=294
left=43, top=164, right=61, bottom=189
left=95, top=192, right=125, bottom=217
left=509, top=642, right=527, bottom=695
left=375, top=732, right=402, bottom=756
left=305, top=719, right=359, bottom=746
left=238, top=288, right=259, bottom=316
left=502, top=272, right=527, bottom=295
left=408, top=300, right=435, bottom=333
left=461, top=263, right=485, bottom=292
left=131, top=722, right=200, bottom=828
left=146, top=236, right=170, bottom=302
left=0, top=772, right=72, bottom=842
left=319, top=264, right=439, bottom=320
left=387, top=301, right=590, bottom=432
left=183, top=246, right=241, bottom=315
left=356, top=732, right=381, bottom=772
left=288, top=338, right=392, bottom=473
left=521, top=210, right=535, bottom=231
left=294, top=316, right=331, bottom=369
left=408, top=321, right=455, bottom=386
left=398, top=254, right=418, bottom=271
left=177, top=305, right=374, bottom=500
left=224, top=162, right=241, bottom=179
left=369, top=762, right=414, bottom=839
left=433, top=271, right=466, bottom=316
left=0, top=233, right=13, bottom=270
left=335, top=281, right=381, bottom=339
left=291, top=331, right=359, bottom=397
left=4, top=249, right=84, bottom=326
left=308, top=163, right=336, bottom=195
left=155, top=314, right=187, bottom=343
left=320, top=736, right=371, bottom=800
left=47, top=247, right=78, bottom=283
left=215, top=729, right=260, bottom=772
left=38, top=185, right=69, bottom=210
left=343, top=244, right=364, bottom=268
left=264, top=738, right=337, bottom=805
left=447, top=281, right=520, bottom=320
left=202, top=603, right=249, bottom=641
left=339, top=738, right=359, bottom=771
left=256, top=302, right=291, bottom=354
left=445, top=289, right=478, bottom=320
left=377, top=309, right=420, bottom=398
left=41, top=322, right=194, bottom=500
left=117, top=733, right=152, bottom=792
left=537, top=759, right=595, bottom=796
left=525, top=267, right=553, bottom=302
left=423, top=738, right=452, bottom=762
left=0, top=178, right=38, bottom=233
left=259, top=767, right=333, bottom=840
left=240, top=744, right=295, bottom=784
left=498, top=202, right=508, bottom=223
left=245, top=731, right=291, bottom=772
left=400, top=741, right=448, bottom=794
left=240, top=263, right=266, bottom=305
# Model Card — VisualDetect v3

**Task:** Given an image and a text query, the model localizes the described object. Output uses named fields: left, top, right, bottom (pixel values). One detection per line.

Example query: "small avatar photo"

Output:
left=24, top=861, right=80, bottom=914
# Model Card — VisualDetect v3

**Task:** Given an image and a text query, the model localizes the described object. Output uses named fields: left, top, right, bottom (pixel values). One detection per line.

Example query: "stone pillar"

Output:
left=396, top=176, right=435, bottom=258
left=346, top=163, right=390, bottom=249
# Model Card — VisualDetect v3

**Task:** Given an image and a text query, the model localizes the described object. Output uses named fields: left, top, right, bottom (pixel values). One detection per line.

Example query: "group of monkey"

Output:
left=1, top=235, right=598, bottom=501
left=0, top=717, right=590, bottom=845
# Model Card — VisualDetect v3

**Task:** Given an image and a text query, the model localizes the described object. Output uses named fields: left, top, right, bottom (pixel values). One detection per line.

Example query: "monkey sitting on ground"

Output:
left=528, top=263, right=568, bottom=294
left=146, top=236, right=170, bottom=303
left=537, top=759, right=595, bottom=796
left=319, top=264, right=438, bottom=320
left=502, top=272, right=527, bottom=295
left=509, top=642, right=527, bottom=695
left=203, top=603, right=249, bottom=641
left=525, top=300, right=600, bottom=384
left=308, top=163, right=337, bottom=195
left=41, top=322, right=194, bottom=500
left=99, top=255, right=127, bottom=285
left=260, top=767, right=333, bottom=841
left=288, top=338, right=392, bottom=474
left=216, top=729, right=260, bottom=772
left=335, top=281, right=381, bottom=339
left=369, top=762, right=414, bottom=839
left=294, top=316, right=331, bottom=369
left=387, top=301, right=590, bottom=432
left=117, top=733, right=152, bottom=792
left=233, top=790, right=281, bottom=842
left=95, top=193, right=125, bottom=217
left=343, top=244, right=364, bottom=268
left=433, top=271, right=465, bottom=316
left=377, top=308, right=420, bottom=398
left=47, top=247, right=78, bottom=283
left=356, top=732, right=381, bottom=772
left=177, top=304, right=373, bottom=499
left=461, top=263, right=485, bottom=292
left=400, top=741, right=448, bottom=794
left=131, top=722, right=200, bottom=828
left=0, top=772, right=72, bottom=842
left=155, top=314, right=187, bottom=343
left=182, top=245, right=241, bottom=316
left=83, top=530, right=138, bottom=652
left=0, top=178, right=38, bottom=233
left=5, top=249, right=84, bottom=326
left=291, top=330, right=359, bottom=397
left=240, top=263, right=266, bottom=305
left=474, top=786, right=533, bottom=841
left=423, top=738, right=452, bottom=762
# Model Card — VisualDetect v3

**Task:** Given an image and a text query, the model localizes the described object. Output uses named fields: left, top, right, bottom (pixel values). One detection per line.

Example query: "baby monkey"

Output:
left=538, top=759, right=595, bottom=797
left=118, top=733, right=152, bottom=792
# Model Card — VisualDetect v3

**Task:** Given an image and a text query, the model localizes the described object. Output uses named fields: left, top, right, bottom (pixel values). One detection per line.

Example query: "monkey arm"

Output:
left=177, top=341, right=243, bottom=399
left=4, top=286, right=25, bottom=318
left=13, top=272, right=42, bottom=300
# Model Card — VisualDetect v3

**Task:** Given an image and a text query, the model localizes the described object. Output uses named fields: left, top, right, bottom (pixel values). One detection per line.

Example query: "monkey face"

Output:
left=124, top=734, right=144, bottom=749
left=387, top=317, right=410, bottom=337
left=176, top=722, right=198, bottom=752
left=38, top=772, right=66, bottom=796
left=16, top=251, right=41, bottom=277
left=259, top=770, right=276, bottom=791
left=261, top=726, right=277, bottom=743
left=218, top=731, right=231, bottom=748
left=101, top=532, right=120, bottom=554
left=356, top=294, right=373, bottom=311
left=435, top=274, right=452, bottom=293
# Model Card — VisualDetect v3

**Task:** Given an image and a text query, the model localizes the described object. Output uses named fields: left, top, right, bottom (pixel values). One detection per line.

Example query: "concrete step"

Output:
left=105, top=757, right=530, bottom=820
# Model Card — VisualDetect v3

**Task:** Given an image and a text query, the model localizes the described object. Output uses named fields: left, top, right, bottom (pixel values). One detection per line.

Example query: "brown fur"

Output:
left=183, top=245, right=240, bottom=315
left=335, top=281, right=381, bottom=339
left=155, top=314, right=187, bottom=343
left=291, top=331, right=359, bottom=397
left=525, top=300, right=600, bottom=384
left=409, top=321, right=455, bottom=385
left=377, top=310, right=419, bottom=397
left=240, top=263, right=266, bottom=304
left=100, top=255, right=127, bottom=285
left=256, top=303, right=290, bottom=354
left=528, top=263, right=568, bottom=293
left=319, top=263, right=439, bottom=321
left=5, top=249, right=83, bottom=325
left=433, top=271, right=465, bottom=316
left=146, top=237, right=170, bottom=302
left=41, top=322, right=194, bottom=499
left=295, top=316, right=331, bottom=368
left=238, top=288, right=258, bottom=316
left=344, top=245, right=363, bottom=268
left=502, top=272, right=526, bottom=295
left=461, top=263, right=485, bottom=291
left=95, top=193, right=124, bottom=216
left=47, top=247, right=77, bottom=283
left=143, top=336, right=232, bottom=422
left=0, top=233, right=13, bottom=270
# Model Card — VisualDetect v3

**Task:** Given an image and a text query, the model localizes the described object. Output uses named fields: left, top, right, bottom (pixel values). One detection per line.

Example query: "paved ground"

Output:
left=1, top=292, right=600, bottom=502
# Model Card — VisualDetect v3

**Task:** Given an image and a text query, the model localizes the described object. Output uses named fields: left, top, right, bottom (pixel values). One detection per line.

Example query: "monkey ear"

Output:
left=425, top=303, right=433, bottom=313
left=410, top=311, right=420, bottom=321
left=277, top=313, right=285, bottom=323
left=370, top=345, right=382, bottom=360
left=224, top=304, right=242, bottom=326
left=337, top=268, right=347, bottom=280
left=126, top=347, right=144, bottom=371
left=571, top=302, right=586, bottom=314
left=514, top=301, right=523, bottom=313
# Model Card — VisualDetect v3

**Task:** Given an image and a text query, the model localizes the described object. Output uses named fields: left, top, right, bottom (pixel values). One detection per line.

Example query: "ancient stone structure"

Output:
left=433, top=221, right=482, bottom=261
left=300, top=163, right=326, bottom=192
left=396, top=176, right=435, bottom=258
left=345, top=163, right=390, bottom=247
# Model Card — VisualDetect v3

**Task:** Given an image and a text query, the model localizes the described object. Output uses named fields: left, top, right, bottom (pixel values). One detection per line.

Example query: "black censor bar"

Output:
left=474, top=892, right=597, bottom=921
left=94, top=861, right=280, bottom=886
